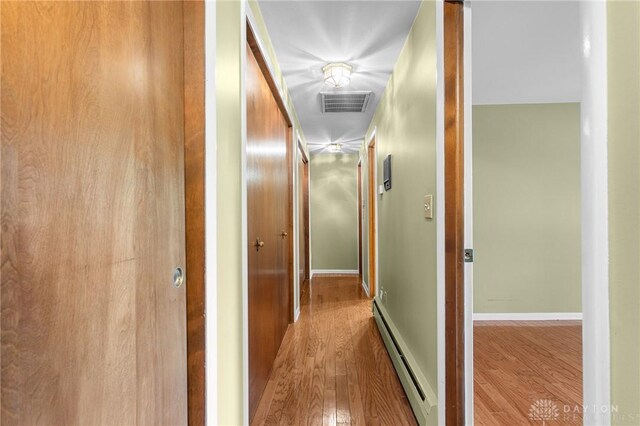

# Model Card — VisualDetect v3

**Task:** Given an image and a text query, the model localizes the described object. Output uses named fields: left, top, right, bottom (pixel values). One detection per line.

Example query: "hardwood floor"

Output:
left=474, top=321, right=583, bottom=425
left=251, top=275, right=417, bottom=426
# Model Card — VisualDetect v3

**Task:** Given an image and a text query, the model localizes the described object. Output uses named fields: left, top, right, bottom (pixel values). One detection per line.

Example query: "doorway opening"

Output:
left=456, top=2, right=611, bottom=425
left=298, top=139, right=311, bottom=301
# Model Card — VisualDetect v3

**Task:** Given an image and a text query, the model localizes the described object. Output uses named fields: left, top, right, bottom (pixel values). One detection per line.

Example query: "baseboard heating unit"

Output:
left=372, top=299, right=437, bottom=425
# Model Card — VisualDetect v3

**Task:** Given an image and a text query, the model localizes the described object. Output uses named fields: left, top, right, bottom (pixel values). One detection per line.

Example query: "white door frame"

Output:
left=367, top=128, right=379, bottom=299
left=462, top=1, right=611, bottom=425
left=462, top=1, right=474, bottom=423
left=579, top=2, right=611, bottom=424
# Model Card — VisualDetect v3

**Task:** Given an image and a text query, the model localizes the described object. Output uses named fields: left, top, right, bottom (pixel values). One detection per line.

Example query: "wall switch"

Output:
left=424, top=195, right=433, bottom=219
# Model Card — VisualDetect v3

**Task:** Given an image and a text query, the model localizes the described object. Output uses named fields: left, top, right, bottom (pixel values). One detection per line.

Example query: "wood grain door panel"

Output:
left=1, top=2, right=187, bottom=424
left=246, top=43, right=291, bottom=422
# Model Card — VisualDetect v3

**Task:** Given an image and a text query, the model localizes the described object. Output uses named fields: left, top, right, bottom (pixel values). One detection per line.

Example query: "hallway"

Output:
left=251, top=275, right=417, bottom=426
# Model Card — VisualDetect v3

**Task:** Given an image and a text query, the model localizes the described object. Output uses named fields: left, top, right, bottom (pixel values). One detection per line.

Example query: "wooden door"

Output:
left=357, top=161, right=363, bottom=280
left=1, top=2, right=187, bottom=424
left=246, top=43, right=291, bottom=421
left=298, top=145, right=310, bottom=295
left=368, top=139, right=377, bottom=297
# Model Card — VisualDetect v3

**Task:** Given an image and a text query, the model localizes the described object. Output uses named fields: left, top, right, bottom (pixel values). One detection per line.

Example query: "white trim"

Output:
left=308, top=143, right=313, bottom=274
left=580, top=3, right=610, bottom=425
left=361, top=279, right=370, bottom=297
left=293, top=134, right=305, bottom=323
left=435, top=2, right=446, bottom=424
left=310, top=269, right=359, bottom=277
left=366, top=128, right=379, bottom=299
left=240, top=2, right=249, bottom=424
left=473, top=313, right=583, bottom=321
left=353, top=156, right=360, bottom=285
left=462, top=2, right=474, bottom=424
left=204, top=1, right=217, bottom=424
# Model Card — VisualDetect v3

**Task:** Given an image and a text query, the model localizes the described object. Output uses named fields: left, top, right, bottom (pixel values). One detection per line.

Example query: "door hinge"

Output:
left=464, top=248, right=474, bottom=263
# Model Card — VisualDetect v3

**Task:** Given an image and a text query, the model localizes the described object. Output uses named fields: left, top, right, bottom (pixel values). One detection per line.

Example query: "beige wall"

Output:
left=216, top=3, right=243, bottom=423
left=309, top=153, right=359, bottom=271
left=473, top=103, right=582, bottom=314
left=608, top=1, right=640, bottom=423
left=216, top=1, right=306, bottom=423
left=364, top=2, right=439, bottom=422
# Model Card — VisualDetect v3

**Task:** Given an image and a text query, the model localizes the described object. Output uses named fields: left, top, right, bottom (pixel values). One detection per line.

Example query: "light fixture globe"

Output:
left=322, top=63, right=352, bottom=88
left=328, top=143, right=343, bottom=153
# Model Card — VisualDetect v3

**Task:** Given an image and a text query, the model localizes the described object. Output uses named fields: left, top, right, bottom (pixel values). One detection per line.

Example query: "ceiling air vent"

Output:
left=321, top=91, right=372, bottom=113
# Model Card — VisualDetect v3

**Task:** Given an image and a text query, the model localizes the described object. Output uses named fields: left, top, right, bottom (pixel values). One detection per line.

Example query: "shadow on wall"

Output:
left=310, top=153, right=359, bottom=271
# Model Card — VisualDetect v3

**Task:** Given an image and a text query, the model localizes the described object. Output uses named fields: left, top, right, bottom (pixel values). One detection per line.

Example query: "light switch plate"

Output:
left=424, top=195, right=433, bottom=219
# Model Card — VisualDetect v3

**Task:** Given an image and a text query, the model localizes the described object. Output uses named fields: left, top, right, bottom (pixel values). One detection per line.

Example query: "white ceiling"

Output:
left=258, top=0, right=422, bottom=154
left=472, top=1, right=582, bottom=105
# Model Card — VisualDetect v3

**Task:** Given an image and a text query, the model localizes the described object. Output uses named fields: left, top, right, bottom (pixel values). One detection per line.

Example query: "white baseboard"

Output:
left=310, top=269, right=359, bottom=277
left=473, top=312, right=583, bottom=321
left=361, top=280, right=370, bottom=297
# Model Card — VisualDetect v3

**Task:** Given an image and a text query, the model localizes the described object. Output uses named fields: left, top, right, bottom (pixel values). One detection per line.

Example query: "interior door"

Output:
left=1, top=2, right=187, bottom=424
left=357, top=162, right=363, bottom=280
left=298, top=148, right=309, bottom=293
left=246, top=43, right=291, bottom=421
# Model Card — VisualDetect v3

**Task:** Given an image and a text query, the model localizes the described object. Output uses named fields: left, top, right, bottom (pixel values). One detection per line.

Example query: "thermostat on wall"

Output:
left=383, top=154, right=392, bottom=191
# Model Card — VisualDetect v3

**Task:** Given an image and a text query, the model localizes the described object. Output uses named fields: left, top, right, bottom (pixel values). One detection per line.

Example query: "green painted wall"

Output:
left=473, top=103, right=581, bottom=314
left=216, top=3, right=243, bottom=423
left=608, top=1, right=640, bottom=423
left=309, top=153, right=359, bottom=271
left=364, top=2, right=439, bottom=422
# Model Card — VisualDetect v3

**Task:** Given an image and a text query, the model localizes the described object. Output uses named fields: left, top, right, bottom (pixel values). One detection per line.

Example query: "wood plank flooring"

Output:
left=251, top=275, right=417, bottom=426
left=474, top=320, right=583, bottom=425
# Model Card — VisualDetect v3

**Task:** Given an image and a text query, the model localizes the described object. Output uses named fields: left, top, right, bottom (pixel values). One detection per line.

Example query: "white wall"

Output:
left=472, top=1, right=582, bottom=105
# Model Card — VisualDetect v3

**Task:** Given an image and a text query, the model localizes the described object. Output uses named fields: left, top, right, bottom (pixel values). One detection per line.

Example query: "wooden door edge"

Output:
left=444, top=1, right=465, bottom=425
left=183, top=1, right=206, bottom=425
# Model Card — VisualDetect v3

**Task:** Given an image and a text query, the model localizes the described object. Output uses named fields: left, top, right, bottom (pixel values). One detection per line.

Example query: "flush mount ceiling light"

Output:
left=328, top=143, right=343, bottom=153
left=322, top=63, right=352, bottom=88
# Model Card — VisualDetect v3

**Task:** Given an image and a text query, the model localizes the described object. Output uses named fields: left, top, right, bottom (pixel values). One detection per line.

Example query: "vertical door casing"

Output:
left=367, top=139, right=377, bottom=298
left=357, top=162, right=363, bottom=280
left=1, top=2, right=187, bottom=424
left=246, top=43, right=291, bottom=422
left=297, top=148, right=309, bottom=292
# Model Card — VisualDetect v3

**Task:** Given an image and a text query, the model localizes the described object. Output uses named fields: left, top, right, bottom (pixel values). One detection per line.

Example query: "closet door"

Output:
left=1, top=2, right=187, bottom=424
left=246, top=42, right=291, bottom=422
